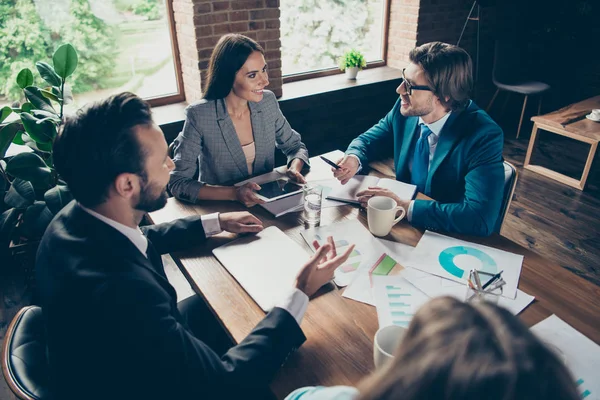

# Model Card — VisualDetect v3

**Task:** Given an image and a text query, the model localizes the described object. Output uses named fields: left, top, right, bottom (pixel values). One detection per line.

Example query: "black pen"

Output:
left=482, top=270, right=504, bottom=290
left=320, top=156, right=340, bottom=169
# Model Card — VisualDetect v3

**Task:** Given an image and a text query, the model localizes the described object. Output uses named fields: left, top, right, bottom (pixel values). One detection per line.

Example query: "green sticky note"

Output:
left=372, top=254, right=397, bottom=276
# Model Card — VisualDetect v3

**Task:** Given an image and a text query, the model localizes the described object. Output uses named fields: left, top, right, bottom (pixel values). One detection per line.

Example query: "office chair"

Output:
left=1, top=306, right=51, bottom=400
left=494, top=161, right=518, bottom=233
left=487, top=40, right=550, bottom=138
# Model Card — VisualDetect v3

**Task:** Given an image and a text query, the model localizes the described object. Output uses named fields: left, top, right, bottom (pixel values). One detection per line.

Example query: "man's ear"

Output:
left=113, top=173, right=139, bottom=199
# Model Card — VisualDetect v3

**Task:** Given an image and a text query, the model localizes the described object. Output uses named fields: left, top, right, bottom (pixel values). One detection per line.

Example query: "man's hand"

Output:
left=356, top=186, right=410, bottom=211
left=219, top=212, right=264, bottom=233
left=294, top=236, right=355, bottom=297
left=286, top=159, right=306, bottom=184
left=235, top=182, right=265, bottom=207
left=333, top=155, right=359, bottom=185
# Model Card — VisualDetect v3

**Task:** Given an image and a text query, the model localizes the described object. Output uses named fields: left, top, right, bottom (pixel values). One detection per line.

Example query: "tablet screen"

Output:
left=256, top=179, right=303, bottom=200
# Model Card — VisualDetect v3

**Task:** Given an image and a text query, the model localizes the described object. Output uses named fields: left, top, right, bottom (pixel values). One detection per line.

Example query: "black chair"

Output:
left=487, top=40, right=550, bottom=138
left=494, top=161, right=518, bottom=233
left=1, top=306, right=51, bottom=400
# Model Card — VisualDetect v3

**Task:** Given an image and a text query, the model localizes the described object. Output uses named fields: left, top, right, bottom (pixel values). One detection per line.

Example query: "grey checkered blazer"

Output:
left=168, top=90, right=309, bottom=203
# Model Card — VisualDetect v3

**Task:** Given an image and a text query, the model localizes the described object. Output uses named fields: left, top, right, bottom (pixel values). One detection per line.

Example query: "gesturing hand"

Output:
left=294, top=236, right=355, bottom=297
left=333, top=155, right=359, bottom=185
left=219, top=212, right=264, bottom=234
left=235, top=182, right=265, bottom=207
left=286, top=159, right=307, bottom=184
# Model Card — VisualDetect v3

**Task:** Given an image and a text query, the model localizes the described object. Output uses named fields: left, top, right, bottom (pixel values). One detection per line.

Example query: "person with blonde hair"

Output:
left=286, top=296, right=580, bottom=400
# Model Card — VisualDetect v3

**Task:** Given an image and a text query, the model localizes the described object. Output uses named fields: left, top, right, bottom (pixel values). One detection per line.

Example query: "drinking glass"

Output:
left=303, top=186, right=323, bottom=226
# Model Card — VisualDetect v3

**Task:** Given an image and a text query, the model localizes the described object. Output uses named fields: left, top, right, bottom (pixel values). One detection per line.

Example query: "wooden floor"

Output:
left=1, top=108, right=599, bottom=399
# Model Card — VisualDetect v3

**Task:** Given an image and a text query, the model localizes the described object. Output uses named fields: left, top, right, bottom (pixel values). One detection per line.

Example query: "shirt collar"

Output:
left=79, top=203, right=148, bottom=257
left=419, top=111, right=452, bottom=136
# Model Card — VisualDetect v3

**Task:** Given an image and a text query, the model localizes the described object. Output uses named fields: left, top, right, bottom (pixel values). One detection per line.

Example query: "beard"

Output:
left=400, top=95, right=434, bottom=117
left=135, top=177, right=168, bottom=213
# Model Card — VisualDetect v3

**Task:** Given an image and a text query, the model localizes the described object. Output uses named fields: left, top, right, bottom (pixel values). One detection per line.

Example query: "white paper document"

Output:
left=342, top=239, right=415, bottom=305
left=531, top=315, right=600, bottom=399
left=372, top=275, right=429, bottom=329
left=300, top=220, right=379, bottom=287
left=212, top=226, right=310, bottom=312
left=408, top=231, right=524, bottom=299
left=327, top=175, right=416, bottom=204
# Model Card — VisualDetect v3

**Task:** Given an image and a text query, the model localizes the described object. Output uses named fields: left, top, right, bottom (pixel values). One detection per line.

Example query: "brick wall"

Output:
left=386, top=0, right=418, bottom=69
left=171, top=0, right=282, bottom=103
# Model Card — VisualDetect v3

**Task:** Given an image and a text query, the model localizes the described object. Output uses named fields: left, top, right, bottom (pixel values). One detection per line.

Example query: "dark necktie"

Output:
left=411, top=123, right=433, bottom=194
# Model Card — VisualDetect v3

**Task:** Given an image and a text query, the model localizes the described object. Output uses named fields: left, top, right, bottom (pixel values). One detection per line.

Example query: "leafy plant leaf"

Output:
left=12, top=131, right=25, bottom=145
left=1, top=106, right=12, bottom=124
left=36, top=62, right=62, bottom=87
left=21, top=102, right=34, bottom=114
left=16, top=68, right=34, bottom=89
left=44, top=185, right=72, bottom=214
left=6, top=153, right=52, bottom=186
left=0, top=208, right=21, bottom=245
left=20, top=112, right=56, bottom=144
left=53, top=43, right=78, bottom=79
left=24, top=86, right=56, bottom=113
left=22, top=134, right=53, bottom=153
left=20, top=201, right=54, bottom=239
left=4, top=179, right=35, bottom=208
left=0, top=122, right=22, bottom=159
left=31, top=110, right=60, bottom=121
left=40, top=88, right=61, bottom=103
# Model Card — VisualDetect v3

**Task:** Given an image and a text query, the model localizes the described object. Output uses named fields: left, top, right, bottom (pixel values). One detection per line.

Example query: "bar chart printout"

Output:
left=372, top=275, right=429, bottom=328
left=530, top=315, right=599, bottom=400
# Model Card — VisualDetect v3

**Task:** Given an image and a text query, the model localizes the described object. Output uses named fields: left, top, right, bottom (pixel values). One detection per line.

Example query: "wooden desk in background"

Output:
left=525, top=95, right=600, bottom=190
left=148, top=155, right=600, bottom=399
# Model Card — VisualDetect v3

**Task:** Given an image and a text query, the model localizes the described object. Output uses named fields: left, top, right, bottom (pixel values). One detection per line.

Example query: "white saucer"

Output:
left=586, top=114, right=600, bottom=122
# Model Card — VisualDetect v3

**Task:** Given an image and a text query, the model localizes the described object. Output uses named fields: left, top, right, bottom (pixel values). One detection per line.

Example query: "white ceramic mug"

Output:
left=373, top=325, right=407, bottom=369
left=591, top=109, right=600, bottom=119
left=367, top=196, right=406, bottom=237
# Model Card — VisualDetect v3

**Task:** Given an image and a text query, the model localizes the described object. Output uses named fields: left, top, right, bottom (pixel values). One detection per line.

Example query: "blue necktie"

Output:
left=411, top=124, right=433, bottom=194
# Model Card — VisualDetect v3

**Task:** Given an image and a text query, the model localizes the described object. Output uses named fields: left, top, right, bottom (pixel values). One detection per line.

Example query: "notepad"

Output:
left=326, top=175, right=417, bottom=204
left=212, top=226, right=311, bottom=312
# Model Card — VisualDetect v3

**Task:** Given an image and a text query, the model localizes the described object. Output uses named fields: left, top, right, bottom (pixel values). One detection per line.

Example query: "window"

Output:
left=280, top=0, right=388, bottom=79
left=0, top=0, right=183, bottom=110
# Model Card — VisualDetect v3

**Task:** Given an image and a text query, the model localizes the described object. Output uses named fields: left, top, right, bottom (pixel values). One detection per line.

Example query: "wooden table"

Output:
left=148, top=155, right=600, bottom=399
left=524, top=95, right=600, bottom=190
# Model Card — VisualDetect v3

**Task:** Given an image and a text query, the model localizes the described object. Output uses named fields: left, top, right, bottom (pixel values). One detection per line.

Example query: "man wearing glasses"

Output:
left=333, top=42, right=504, bottom=236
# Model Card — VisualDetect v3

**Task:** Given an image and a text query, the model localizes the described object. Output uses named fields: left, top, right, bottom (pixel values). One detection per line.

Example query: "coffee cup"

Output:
left=373, top=325, right=406, bottom=369
left=590, top=109, right=600, bottom=119
left=367, top=196, right=406, bottom=237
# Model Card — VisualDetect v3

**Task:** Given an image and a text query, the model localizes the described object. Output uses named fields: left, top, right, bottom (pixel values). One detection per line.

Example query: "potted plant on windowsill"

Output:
left=338, top=49, right=367, bottom=80
left=0, top=43, right=78, bottom=275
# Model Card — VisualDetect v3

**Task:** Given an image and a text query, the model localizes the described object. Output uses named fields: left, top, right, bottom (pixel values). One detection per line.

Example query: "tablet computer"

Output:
left=255, top=179, right=304, bottom=202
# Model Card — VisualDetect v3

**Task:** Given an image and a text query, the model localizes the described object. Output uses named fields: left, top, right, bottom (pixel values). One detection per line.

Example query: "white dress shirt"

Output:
left=78, top=204, right=309, bottom=325
left=347, top=112, right=452, bottom=222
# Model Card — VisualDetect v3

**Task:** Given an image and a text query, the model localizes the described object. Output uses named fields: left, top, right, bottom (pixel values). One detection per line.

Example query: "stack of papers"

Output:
left=334, top=228, right=534, bottom=329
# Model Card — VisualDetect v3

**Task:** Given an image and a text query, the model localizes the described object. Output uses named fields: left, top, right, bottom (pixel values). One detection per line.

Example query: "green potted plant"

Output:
left=338, top=49, right=367, bottom=80
left=0, top=43, right=78, bottom=268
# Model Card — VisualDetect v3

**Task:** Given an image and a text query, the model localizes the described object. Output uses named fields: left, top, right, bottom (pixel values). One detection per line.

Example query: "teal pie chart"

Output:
left=438, top=246, right=497, bottom=279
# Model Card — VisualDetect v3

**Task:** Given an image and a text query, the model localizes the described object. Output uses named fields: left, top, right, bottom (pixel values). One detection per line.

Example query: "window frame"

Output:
left=145, top=0, right=185, bottom=107
left=282, top=0, right=391, bottom=84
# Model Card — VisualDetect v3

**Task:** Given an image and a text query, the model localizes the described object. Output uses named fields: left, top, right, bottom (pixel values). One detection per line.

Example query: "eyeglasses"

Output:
left=400, top=68, right=433, bottom=96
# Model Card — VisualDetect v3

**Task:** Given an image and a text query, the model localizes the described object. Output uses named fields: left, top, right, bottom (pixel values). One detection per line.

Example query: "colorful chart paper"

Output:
left=372, top=275, right=429, bottom=328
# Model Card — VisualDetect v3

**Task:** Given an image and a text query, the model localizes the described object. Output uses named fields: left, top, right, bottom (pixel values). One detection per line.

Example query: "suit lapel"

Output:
left=396, top=117, right=419, bottom=180
left=425, top=110, right=464, bottom=194
left=248, top=101, right=266, bottom=174
left=216, top=98, right=249, bottom=176
left=73, top=204, right=177, bottom=300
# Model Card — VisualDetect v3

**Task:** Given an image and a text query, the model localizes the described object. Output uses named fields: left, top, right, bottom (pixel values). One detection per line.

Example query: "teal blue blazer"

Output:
left=346, top=99, right=504, bottom=236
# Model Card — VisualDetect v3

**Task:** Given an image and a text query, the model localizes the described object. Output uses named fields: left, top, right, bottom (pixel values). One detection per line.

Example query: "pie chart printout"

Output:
left=438, top=246, right=498, bottom=279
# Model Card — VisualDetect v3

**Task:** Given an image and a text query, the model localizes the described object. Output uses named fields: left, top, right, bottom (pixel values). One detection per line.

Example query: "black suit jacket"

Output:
left=36, top=201, right=306, bottom=399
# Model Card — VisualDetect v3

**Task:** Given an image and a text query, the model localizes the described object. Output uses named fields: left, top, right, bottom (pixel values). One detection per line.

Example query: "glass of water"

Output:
left=303, top=185, right=323, bottom=226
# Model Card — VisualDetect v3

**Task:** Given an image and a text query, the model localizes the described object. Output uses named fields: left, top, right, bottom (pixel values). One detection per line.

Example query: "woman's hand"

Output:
left=286, top=159, right=306, bottom=184
left=235, top=182, right=265, bottom=207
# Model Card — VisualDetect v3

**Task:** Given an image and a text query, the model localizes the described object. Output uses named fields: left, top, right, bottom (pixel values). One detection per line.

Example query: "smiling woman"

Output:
left=168, top=34, right=310, bottom=208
